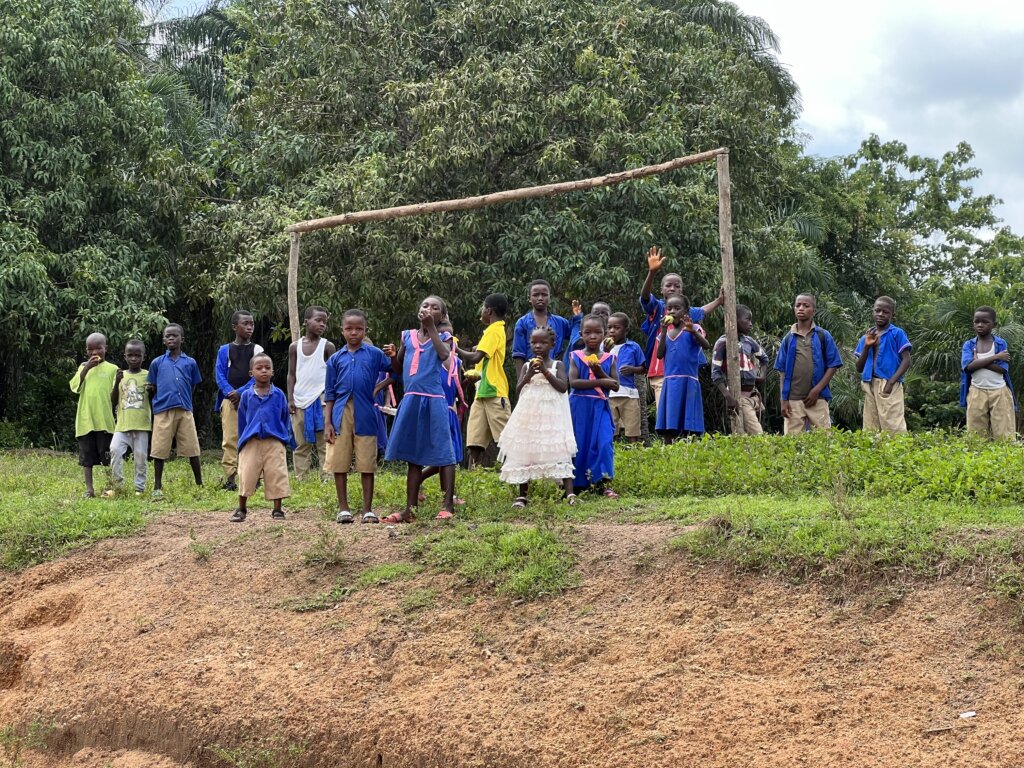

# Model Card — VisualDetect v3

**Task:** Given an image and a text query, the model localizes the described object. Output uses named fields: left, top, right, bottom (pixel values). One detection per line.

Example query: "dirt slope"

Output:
left=2, top=511, right=1023, bottom=767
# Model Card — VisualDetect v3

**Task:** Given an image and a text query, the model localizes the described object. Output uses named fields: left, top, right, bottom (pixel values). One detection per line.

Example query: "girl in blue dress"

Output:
left=655, top=294, right=711, bottom=441
left=383, top=296, right=457, bottom=522
left=568, top=314, right=620, bottom=496
left=417, top=318, right=466, bottom=507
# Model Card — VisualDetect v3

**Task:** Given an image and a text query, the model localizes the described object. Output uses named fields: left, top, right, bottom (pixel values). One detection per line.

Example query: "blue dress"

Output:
left=373, top=372, right=391, bottom=453
left=569, top=350, right=615, bottom=488
left=655, top=326, right=706, bottom=434
left=441, top=351, right=464, bottom=464
left=384, top=330, right=457, bottom=467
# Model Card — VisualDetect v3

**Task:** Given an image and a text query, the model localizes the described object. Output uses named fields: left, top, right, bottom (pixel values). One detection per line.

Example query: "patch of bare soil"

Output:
left=2, top=510, right=1023, bottom=767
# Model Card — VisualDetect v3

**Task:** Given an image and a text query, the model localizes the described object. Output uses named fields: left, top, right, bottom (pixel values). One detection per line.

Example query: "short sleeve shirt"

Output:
left=70, top=360, right=118, bottom=437
left=854, top=325, right=912, bottom=382
left=115, top=370, right=152, bottom=432
left=475, top=321, right=508, bottom=399
left=147, top=352, right=202, bottom=414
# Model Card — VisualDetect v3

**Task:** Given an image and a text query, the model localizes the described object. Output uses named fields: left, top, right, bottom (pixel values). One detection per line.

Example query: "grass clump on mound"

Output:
left=411, top=522, right=578, bottom=599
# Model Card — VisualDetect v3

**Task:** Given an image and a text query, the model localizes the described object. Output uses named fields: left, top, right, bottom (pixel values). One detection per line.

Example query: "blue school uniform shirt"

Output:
left=612, top=340, right=645, bottom=390
left=237, top=384, right=295, bottom=451
left=854, top=325, right=912, bottom=383
left=324, top=342, right=395, bottom=436
left=960, top=336, right=1016, bottom=408
left=512, top=312, right=571, bottom=361
left=147, top=351, right=202, bottom=414
left=639, top=294, right=705, bottom=367
left=773, top=324, right=843, bottom=402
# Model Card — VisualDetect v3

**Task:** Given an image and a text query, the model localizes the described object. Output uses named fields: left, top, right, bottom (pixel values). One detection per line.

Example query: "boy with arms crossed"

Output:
left=961, top=306, right=1016, bottom=440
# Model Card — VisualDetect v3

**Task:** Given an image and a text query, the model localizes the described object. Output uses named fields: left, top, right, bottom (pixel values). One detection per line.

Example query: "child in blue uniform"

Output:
left=656, top=295, right=710, bottom=440
left=569, top=314, right=620, bottom=497
left=418, top=319, right=465, bottom=506
left=383, top=296, right=457, bottom=523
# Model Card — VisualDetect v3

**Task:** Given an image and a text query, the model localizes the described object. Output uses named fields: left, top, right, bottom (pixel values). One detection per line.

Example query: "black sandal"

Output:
left=272, top=509, right=285, bottom=519
left=230, top=508, right=247, bottom=523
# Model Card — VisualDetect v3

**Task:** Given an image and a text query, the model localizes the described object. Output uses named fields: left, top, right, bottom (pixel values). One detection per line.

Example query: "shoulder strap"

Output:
left=816, top=328, right=827, bottom=360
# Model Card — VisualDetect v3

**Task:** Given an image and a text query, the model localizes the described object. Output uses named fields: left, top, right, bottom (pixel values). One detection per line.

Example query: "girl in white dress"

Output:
left=498, top=326, right=578, bottom=507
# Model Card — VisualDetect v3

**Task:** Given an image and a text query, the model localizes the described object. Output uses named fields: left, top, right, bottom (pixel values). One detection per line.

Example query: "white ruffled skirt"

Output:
left=498, top=372, right=577, bottom=485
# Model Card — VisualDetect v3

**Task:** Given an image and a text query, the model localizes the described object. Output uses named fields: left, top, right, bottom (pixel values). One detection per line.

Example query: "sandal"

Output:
left=435, top=509, right=453, bottom=521
left=454, top=497, right=466, bottom=506
left=512, top=497, right=528, bottom=510
left=381, top=510, right=415, bottom=524
left=602, top=488, right=620, bottom=499
left=230, top=508, right=247, bottom=523
left=336, top=510, right=354, bottom=524
left=565, top=493, right=579, bottom=506
left=361, top=511, right=380, bottom=524
left=272, top=509, right=285, bottom=519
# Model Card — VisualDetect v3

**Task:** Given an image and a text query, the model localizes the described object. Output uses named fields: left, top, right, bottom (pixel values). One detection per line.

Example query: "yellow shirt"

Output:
left=473, top=320, right=508, bottom=399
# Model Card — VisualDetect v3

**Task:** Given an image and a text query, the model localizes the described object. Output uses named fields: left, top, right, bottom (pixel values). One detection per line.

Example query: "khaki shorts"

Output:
left=861, top=379, right=907, bottom=433
left=966, top=385, right=1016, bottom=440
left=782, top=399, right=831, bottom=435
left=324, top=401, right=377, bottom=474
left=467, top=396, right=509, bottom=449
left=649, top=375, right=664, bottom=410
left=239, top=438, right=290, bottom=500
left=150, top=409, right=201, bottom=459
left=610, top=397, right=642, bottom=438
left=730, top=392, right=764, bottom=436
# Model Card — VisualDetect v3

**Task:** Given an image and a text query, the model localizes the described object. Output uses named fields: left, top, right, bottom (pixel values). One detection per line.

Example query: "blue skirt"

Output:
left=384, top=395, right=456, bottom=467
left=655, top=375, right=704, bottom=434
left=448, top=407, right=464, bottom=464
left=569, top=395, right=614, bottom=488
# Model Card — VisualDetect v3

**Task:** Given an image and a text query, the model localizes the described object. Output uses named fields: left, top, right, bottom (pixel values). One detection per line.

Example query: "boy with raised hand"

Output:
left=288, top=306, right=336, bottom=480
left=712, top=305, right=769, bottom=435
left=458, top=293, right=510, bottom=467
left=230, top=353, right=295, bottom=522
left=105, top=339, right=151, bottom=496
left=214, top=310, right=263, bottom=490
left=855, top=296, right=912, bottom=433
left=961, top=306, right=1016, bottom=440
left=639, top=245, right=723, bottom=410
left=323, top=309, right=395, bottom=524
left=774, top=294, right=843, bottom=434
left=512, top=280, right=570, bottom=379
left=69, top=332, right=119, bottom=497
left=147, top=323, right=203, bottom=496
left=606, top=312, right=646, bottom=442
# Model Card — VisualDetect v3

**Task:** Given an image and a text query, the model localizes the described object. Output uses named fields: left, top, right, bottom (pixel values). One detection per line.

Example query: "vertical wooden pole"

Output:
left=717, top=151, right=742, bottom=422
left=288, top=232, right=301, bottom=342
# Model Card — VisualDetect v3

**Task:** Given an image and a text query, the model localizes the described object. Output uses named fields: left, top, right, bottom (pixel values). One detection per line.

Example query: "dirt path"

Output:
left=2, top=510, right=1022, bottom=767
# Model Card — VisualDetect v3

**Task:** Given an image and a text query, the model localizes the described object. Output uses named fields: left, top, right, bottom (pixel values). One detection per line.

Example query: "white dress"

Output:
left=498, top=360, right=577, bottom=484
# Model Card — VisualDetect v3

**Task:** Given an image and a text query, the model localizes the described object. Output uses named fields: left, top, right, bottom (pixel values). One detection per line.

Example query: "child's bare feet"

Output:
left=381, top=509, right=416, bottom=524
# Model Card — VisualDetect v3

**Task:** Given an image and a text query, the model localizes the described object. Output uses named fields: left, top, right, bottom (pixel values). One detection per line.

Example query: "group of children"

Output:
left=70, top=248, right=1017, bottom=520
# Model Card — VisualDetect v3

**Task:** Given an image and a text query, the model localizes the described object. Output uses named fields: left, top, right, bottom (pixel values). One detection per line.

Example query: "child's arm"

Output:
left=700, top=287, right=725, bottom=316
left=804, top=367, right=838, bottom=407
left=515, top=358, right=540, bottom=396
left=883, top=349, right=912, bottom=394
left=854, top=331, right=876, bottom=374
left=457, top=345, right=486, bottom=366
left=111, top=370, right=123, bottom=409
left=640, top=246, right=664, bottom=304
left=685, top=320, right=711, bottom=350
left=548, top=360, right=570, bottom=394
left=323, top=399, right=335, bottom=443
left=603, top=359, right=620, bottom=392
left=286, top=341, right=298, bottom=413
left=145, top=361, right=157, bottom=397
left=421, top=314, right=450, bottom=362
left=215, top=345, right=236, bottom=404
left=373, top=376, right=393, bottom=399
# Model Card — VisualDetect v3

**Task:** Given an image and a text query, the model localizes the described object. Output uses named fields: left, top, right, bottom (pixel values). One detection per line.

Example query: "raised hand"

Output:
left=571, top=299, right=582, bottom=317
left=382, top=343, right=397, bottom=358
left=646, top=245, right=665, bottom=272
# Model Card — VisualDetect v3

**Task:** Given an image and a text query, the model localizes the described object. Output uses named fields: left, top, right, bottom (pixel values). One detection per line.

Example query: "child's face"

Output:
left=162, top=326, right=182, bottom=351
left=86, top=336, right=107, bottom=359
left=607, top=316, right=627, bottom=343
left=973, top=311, right=995, bottom=337
left=124, top=344, right=145, bottom=371
left=591, top=303, right=611, bottom=322
left=251, top=357, right=274, bottom=385
left=305, top=310, right=328, bottom=338
left=660, top=274, right=683, bottom=298
left=342, top=315, right=367, bottom=348
left=793, top=296, right=816, bottom=323
left=737, top=311, right=753, bottom=335
left=479, top=303, right=493, bottom=324
left=665, top=296, right=687, bottom=319
left=529, top=329, right=553, bottom=358
left=233, top=314, right=255, bottom=341
left=529, top=284, right=550, bottom=312
left=872, top=301, right=894, bottom=329
left=419, top=297, right=445, bottom=324
left=581, top=318, right=605, bottom=350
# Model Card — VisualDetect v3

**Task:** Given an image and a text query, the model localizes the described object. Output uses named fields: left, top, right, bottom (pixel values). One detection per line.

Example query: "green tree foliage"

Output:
left=0, top=0, right=179, bottom=418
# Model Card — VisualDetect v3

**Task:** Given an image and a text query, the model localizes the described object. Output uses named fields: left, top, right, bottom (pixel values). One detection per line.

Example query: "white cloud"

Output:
left=739, top=0, right=1024, bottom=232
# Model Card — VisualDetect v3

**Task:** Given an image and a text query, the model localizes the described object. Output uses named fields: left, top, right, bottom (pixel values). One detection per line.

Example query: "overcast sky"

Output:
left=737, top=0, right=1024, bottom=233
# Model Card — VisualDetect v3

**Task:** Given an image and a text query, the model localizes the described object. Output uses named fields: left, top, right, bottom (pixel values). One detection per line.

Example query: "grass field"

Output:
left=3, top=432, right=1024, bottom=608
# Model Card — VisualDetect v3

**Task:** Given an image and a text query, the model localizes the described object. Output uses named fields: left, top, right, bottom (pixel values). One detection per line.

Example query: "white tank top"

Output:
left=293, top=337, right=328, bottom=408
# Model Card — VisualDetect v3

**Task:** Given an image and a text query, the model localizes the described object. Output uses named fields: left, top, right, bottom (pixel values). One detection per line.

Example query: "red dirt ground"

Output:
left=2, top=511, right=1023, bottom=767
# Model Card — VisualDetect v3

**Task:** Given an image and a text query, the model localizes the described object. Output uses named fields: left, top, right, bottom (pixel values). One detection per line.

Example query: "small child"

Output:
left=229, top=353, right=295, bottom=521
left=288, top=306, right=336, bottom=480
left=215, top=310, right=263, bottom=490
left=512, top=280, right=571, bottom=378
left=655, top=295, right=711, bottom=440
left=639, top=245, right=723, bottom=410
left=961, top=306, right=1016, bottom=440
left=323, top=309, right=396, bottom=524
left=383, top=296, right=457, bottom=522
left=606, top=312, right=646, bottom=442
left=773, top=294, right=843, bottom=435
left=105, top=340, right=151, bottom=495
left=711, top=305, right=769, bottom=436
left=855, top=296, right=912, bottom=433
left=458, top=293, right=510, bottom=467
left=69, top=332, right=119, bottom=497
left=498, top=326, right=578, bottom=507
left=568, top=314, right=620, bottom=497
left=147, top=323, right=203, bottom=495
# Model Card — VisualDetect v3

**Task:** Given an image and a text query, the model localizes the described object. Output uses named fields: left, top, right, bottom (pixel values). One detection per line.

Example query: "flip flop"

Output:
left=336, top=510, right=354, bottom=524
left=602, top=488, right=620, bottom=499
left=381, top=511, right=414, bottom=524
left=435, top=509, right=454, bottom=521
left=565, top=493, right=579, bottom=506
left=361, top=512, right=380, bottom=524
left=512, top=497, right=528, bottom=509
